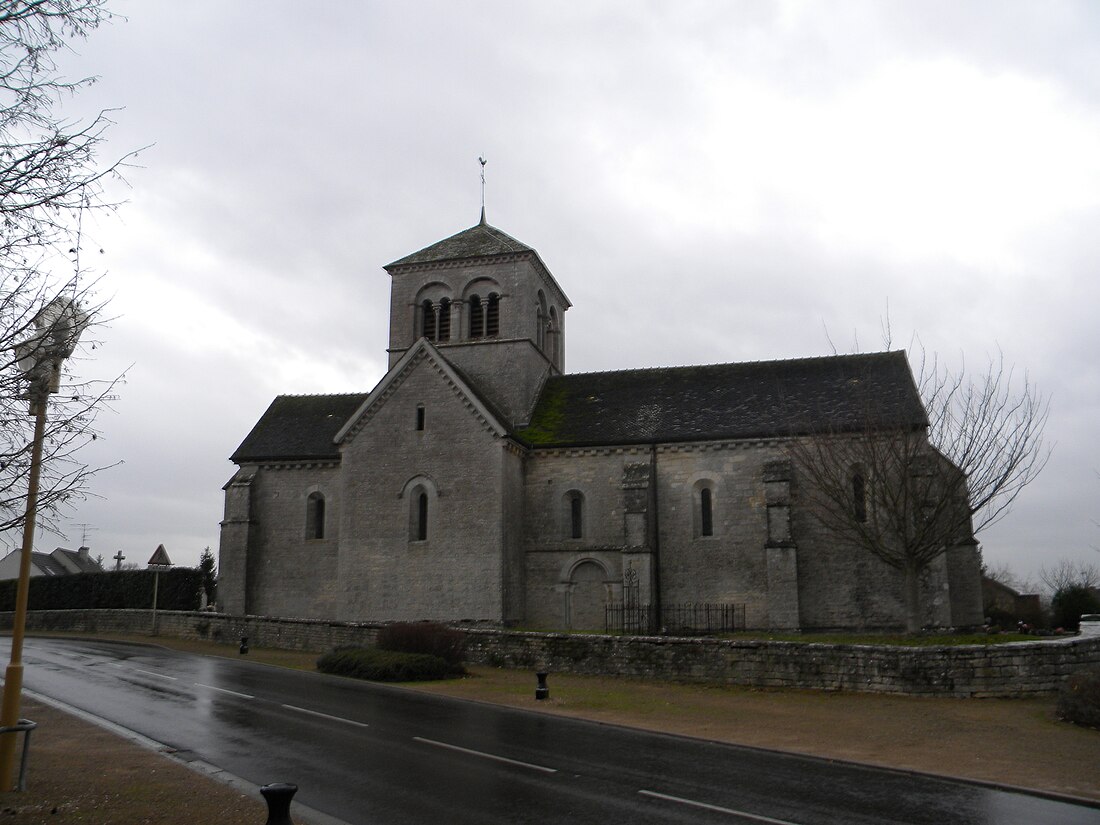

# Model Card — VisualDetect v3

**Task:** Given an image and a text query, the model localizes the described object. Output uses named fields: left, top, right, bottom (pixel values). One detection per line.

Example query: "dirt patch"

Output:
left=0, top=698, right=266, bottom=825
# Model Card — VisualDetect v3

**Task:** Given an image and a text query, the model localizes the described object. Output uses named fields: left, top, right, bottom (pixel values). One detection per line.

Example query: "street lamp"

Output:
left=0, top=298, right=88, bottom=789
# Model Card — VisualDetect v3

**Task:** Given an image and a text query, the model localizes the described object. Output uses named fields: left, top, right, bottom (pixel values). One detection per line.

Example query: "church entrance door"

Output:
left=568, top=561, right=609, bottom=631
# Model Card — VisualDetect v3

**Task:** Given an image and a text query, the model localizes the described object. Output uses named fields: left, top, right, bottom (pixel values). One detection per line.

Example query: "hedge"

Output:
left=0, top=568, right=203, bottom=612
left=316, top=647, right=450, bottom=682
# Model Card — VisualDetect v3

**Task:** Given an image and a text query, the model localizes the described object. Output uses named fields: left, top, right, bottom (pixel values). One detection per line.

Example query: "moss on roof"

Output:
left=517, top=382, right=567, bottom=445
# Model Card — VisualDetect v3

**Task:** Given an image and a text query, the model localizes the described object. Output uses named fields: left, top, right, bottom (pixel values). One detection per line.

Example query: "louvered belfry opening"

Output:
left=485, top=292, right=500, bottom=336
left=469, top=294, right=484, bottom=338
left=421, top=299, right=435, bottom=340
left=437, top=298, right=451, bottom=341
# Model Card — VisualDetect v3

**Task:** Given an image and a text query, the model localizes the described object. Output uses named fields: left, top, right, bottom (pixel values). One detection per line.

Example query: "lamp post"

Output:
left=0, top=298, right=88, bottom=789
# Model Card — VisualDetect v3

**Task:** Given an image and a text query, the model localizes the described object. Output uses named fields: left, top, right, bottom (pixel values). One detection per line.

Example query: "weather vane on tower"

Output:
left=479, top=155, right=487, bottom=224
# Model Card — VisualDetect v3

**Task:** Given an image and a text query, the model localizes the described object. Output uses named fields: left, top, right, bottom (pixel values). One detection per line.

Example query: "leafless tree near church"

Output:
left=1039, top=558, right=1100, bottom=597
left=0, top=1, right=132, bottom=541
left=789, top=348, right=1049, bottom=632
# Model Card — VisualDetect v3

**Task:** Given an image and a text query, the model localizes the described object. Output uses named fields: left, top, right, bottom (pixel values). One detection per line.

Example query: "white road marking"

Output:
left=281, top=704, right=369, bottom=728
left=638, top=790, right=803, bottom=824
left=135, top=669, right=177, bottom=681
left=412, top=736, right=558, bottom=774
left=194, top=683, right=253, bottom=699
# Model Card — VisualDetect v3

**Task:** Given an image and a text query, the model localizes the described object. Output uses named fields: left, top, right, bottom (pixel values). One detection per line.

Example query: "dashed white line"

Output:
left=281, top=704, right=369, bottom=728
left=638, top=790, right=803, bottom=824
left=194, top=683, right=253, bottom=700
left=412, top=737, right=557, bottom=774
left=135, top=669, right=177, bottom=681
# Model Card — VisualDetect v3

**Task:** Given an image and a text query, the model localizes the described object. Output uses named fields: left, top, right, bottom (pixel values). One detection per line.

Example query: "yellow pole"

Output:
left=0, top=399, right=48, bottom=790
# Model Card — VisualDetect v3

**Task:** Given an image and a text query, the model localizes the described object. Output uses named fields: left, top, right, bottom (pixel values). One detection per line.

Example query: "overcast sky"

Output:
left=32, top=1, right=1100, bottom=589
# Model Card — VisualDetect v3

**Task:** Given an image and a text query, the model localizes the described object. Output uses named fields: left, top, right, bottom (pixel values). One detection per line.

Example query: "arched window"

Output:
left=700, top=487, right=713, bottom=536
left=485, top=292, right=500, bottom=336
left=409, top=485, right=429, bottom=541
left=536, top=290, right=547, bottom=350
left=437, top=298, right=451, bottom=341
left=402, top=476, right=438, bottom=543
left=548, top=306, right=561, bottom=369
left=692, top=480, right=717, bottom=538
left=469, top=294, right=484, bottom=338
left=417, top=492, right=428, bottom=541
left=421, top=299, right=436, bottom=341
left=416, top=404, right=425, bottom=431
left=306, top=492, right=325, bottom=540
left=852, top=471, right=867, bottom=523
left=563, top=490, right=584, bottom=539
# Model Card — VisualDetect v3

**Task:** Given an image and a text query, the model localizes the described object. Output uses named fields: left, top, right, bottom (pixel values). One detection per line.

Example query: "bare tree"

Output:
left=790, top=349, right=1049, bottom=632
left=982, top=560, right=1022, bottom=592
left=0, top=1, right=130, bottom=542
left=1039, top=558, right=1100, bottom=596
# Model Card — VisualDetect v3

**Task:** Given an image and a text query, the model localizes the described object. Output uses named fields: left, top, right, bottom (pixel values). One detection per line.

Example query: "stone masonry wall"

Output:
left=246, top=463, right=343, bottom=620
left=656, top=444, right=777, bottom=628
left=6, top=609, right=1098, bottom=698
left=338, top=353, right=507, bottom=623
left=523, top=448, right=648, bottom=629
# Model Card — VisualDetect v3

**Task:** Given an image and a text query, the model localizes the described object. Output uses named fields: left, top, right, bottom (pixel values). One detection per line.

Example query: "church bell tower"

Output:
left=382, top=215, right=571, bottom=427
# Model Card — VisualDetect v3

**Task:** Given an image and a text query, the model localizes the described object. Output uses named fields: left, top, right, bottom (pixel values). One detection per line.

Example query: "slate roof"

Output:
left=30, top=552, right=67, bottom=576
left=231, top=393, right=370, bottom=462
left=385, top=220, right=533, bottom=269
left=515, top=351, right=927, bottom=448
left=230, top=353, right=925, bottom=462
left=51, top=547, right=104, bottom=574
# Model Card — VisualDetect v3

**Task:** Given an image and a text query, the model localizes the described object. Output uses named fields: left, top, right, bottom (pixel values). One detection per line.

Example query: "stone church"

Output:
left=218, top=215, right=982, bottom=631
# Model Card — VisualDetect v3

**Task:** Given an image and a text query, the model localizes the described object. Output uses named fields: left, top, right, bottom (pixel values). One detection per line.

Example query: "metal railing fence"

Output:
left=605, top=602, right=745, bottom=635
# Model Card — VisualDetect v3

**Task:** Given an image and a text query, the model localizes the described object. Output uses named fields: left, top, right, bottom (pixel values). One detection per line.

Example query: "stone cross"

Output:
left=113, top=550, right=125, bottom=571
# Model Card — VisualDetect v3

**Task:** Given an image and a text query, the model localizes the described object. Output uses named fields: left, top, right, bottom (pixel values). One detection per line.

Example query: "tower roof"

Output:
left=385, top=221, right=534, bottom=269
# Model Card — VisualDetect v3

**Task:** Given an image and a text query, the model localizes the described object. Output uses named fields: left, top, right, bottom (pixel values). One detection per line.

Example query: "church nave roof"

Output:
left=516, top=351, right=927, bottom=448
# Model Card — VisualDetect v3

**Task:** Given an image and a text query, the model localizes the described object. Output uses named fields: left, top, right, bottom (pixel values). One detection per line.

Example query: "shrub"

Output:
left=316, top=647, right=450, bottom=682
left=1057, top=667, right=1100, bottom=729
left=376, top=621, right=466, bottom=672
left=1051, top=586, right=1100, bottom=631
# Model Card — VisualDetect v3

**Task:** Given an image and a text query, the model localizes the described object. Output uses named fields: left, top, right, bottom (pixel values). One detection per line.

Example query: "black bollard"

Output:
left=260, top=782, right=297, bottom=825
left=239, top=635, right=249, bottom=654
left=535, top=671, right=549, bottom=700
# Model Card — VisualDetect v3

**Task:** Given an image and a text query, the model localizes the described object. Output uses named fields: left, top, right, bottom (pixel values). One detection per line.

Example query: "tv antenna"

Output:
left=72, top=523, right=98, bottom=546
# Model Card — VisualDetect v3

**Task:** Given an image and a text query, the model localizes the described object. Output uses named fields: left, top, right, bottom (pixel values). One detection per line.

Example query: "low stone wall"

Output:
left=0, top=609, right=383, bottom=652
left=462, top=630, right=1100, bottom=697
left=4, top=609, right=1099, bottom=697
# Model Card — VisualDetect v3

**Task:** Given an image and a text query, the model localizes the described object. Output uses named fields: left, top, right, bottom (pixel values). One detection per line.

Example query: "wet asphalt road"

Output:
left=5, top=637, right=1099, bottom=825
